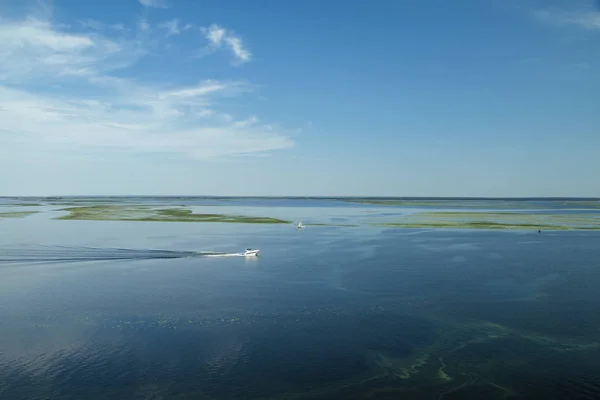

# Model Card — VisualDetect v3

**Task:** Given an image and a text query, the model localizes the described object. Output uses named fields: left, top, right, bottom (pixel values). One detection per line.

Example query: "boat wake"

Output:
left=0, top=245, right=251, bottom=264
left=203, top=253, right=245, bottom=257
left=204, top=249, right=260, bottom=257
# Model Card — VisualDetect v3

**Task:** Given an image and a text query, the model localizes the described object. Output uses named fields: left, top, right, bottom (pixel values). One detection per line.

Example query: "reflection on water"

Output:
left=1, top=200, right=600, bottom=399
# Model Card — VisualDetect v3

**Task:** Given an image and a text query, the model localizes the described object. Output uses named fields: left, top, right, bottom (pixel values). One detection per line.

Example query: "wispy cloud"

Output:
left=137, top=18, right=151, bottom=32
left=0, top=17, right=139, bottom=81
left=0, top=10, right=293, bottom=163
left=159, top=19, right=180, bottom=36
left=157, top=19, right=193, bottom=37
left=78, top=19, right=128, bottom=32
left=573, top=62, right=592, bottom=68
left=534, top=1, right=600, bottom=30
left=200, top=24, right=252, bottom=65
left=160, top=79, right=252, bottom=99
left=139, top=0, right=168, bottom=9
left=234, top=116, right=258, bottom=128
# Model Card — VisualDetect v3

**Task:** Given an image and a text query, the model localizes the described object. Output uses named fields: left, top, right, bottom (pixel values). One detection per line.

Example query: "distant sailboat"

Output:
left=297, top=220, right=304, bottom=230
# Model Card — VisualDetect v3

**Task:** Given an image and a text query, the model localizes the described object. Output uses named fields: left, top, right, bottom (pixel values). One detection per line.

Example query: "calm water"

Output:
left=1, top=198, right=600, bottom=399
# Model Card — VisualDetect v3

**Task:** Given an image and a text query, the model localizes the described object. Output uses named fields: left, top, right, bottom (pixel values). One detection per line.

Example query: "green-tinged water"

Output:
left=1, top=197, right=599, bottom=399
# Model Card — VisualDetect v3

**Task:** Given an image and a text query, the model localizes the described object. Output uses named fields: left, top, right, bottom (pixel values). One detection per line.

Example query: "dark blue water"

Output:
left=1, top=211, right=600, bottom=398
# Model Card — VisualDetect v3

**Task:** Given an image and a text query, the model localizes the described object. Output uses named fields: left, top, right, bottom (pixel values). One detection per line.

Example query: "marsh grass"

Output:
left=0, top=203, right=43, bottom=207
left=55, top=205, right=291, bottom=224
left=376, top=222, right=574, bottom=230
left=0, top=211, right=39, bottom=218
left=305, top=223, right=359, bottom=227
left=340, top=199, right=600, bottom=210
left=377, top=211, right=600, bottom=230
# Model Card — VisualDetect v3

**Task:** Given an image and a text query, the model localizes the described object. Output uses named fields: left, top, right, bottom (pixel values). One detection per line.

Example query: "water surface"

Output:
left=1, top=197, right=600, bottom=399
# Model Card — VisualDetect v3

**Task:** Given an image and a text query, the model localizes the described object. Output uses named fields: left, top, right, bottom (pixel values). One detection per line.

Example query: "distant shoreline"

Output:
left=1, top=196, right=599, bottom=201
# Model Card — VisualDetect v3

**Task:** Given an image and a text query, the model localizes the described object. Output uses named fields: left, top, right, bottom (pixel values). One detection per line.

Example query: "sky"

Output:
left=0, top=0, right=598, bottom=197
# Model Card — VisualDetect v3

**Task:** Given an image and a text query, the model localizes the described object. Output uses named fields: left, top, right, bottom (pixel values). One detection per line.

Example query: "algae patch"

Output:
left=0, top=211, right=39, bottom=219
left=54, top=205, right=291, bottom=224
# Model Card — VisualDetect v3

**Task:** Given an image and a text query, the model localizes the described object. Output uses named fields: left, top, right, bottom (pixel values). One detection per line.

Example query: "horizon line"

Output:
left=1, top=195, right=599, bottom=201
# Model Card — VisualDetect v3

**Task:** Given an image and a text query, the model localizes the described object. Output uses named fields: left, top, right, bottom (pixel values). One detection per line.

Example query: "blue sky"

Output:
left=0, top=0, right=598, bottom=196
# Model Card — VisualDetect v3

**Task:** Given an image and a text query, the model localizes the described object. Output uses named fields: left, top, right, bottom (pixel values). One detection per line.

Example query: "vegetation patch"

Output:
left=376, top=221, right=575, bottom=230
left=0, top=211, right=39, bottom=219
left=339, top=199, right=600, bottom=210
left=371, top=210, right=600, bottom=230
left=0, top=203, right=43, bottom=207
left=305, top=223, right=359, bottom=227
left=54, top=205, right=290, bottom=224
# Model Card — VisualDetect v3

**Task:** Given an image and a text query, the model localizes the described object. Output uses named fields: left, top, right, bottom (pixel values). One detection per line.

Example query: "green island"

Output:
left=339, top=198, right=600, bottom=209
left=375, top=211, right=600, bottom=230
left=0, top=203, right=42, bottom=207
left=377, top=221, right=576, bottom=230
left=54, top=205, right=291, bottom=224
left=44, top=206, right=600, bottom=230
left=0, top=211, right=39, bottom=219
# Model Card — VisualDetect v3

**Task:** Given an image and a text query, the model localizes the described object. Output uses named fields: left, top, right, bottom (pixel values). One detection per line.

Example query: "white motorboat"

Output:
left=243, top=248, right=260, bottom=256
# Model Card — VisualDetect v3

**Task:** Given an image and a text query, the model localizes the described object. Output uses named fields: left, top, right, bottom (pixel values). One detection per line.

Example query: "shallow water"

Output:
left=1, top=198, right=600, bottom=399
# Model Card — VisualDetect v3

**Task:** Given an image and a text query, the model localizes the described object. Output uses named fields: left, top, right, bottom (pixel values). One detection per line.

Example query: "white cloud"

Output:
left=160, top=79, right=251, bottom=99
left=139, top=0, right=168, bottom=9
left=225, top=35, right=252, bottom=63
left=0, top=17, right=142, bottom=82
left=201, top=24, right=252, bottom=64
left=205, top=24, right=226, bottom=45
left=0, top=81, right=293, bottom=160
left=1, top=18, right=94, bottom=51
left=0, top=13, right=294, bottom=164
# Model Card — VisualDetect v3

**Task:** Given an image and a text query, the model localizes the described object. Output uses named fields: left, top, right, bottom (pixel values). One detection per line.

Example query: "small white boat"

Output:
left=243, top=248, right=260, bottom=256
left=297, top=220, right=304, bottom=229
